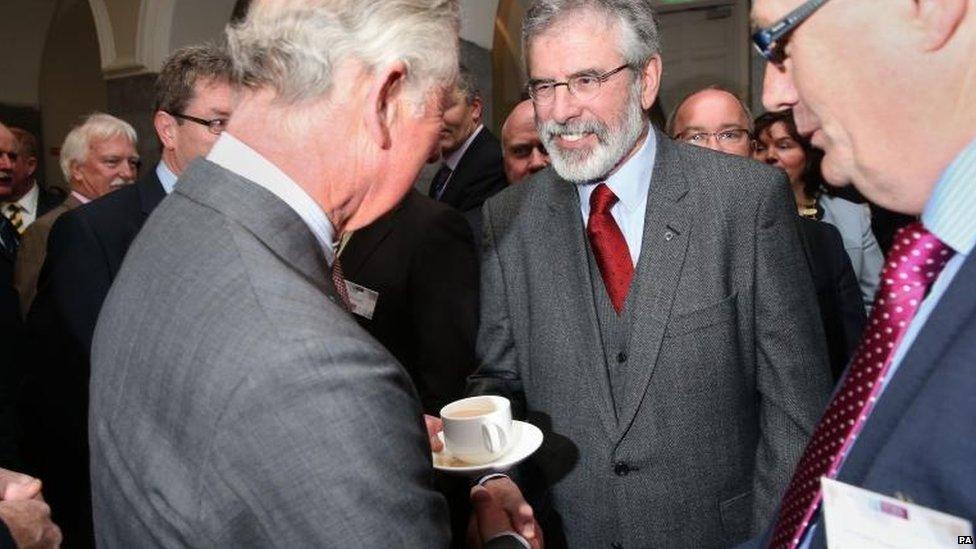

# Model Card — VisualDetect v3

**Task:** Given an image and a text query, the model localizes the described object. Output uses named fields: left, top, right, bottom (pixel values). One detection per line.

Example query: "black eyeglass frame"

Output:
left=526, top=63, right=633, bottom=104
left=752, top=0, right=831, bottom=64
left=166, top=111, right=228, bottom=135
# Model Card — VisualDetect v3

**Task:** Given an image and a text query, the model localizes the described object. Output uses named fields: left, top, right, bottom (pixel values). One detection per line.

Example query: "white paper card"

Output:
left=344, top=280, right=379, bottom=320
left=822, top=477, right=973, bottom=548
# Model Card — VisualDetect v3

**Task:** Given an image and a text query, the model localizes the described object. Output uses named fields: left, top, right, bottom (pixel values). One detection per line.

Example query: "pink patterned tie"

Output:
left=769, top=222, right=955, bottom=549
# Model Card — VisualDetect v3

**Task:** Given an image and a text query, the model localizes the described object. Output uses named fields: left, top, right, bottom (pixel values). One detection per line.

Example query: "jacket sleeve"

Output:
left=408, top=206, right=480, bottom=413
left=466, top=201, right=526, bottom=418
left=750, top=174, right=833, bottom=528
left=857, top=204, right=884, bottom=314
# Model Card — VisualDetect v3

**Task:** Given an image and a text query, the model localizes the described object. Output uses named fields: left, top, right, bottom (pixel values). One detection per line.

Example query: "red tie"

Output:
left=769, top=222, right=955, bottom=549
left=587, top=183, right=634, bottom=314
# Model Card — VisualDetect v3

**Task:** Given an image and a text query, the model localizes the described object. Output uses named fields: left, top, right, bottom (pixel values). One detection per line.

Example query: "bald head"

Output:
left=669, top=88, right=753, bottom=157
left=501, top=99, right=549, bottom=183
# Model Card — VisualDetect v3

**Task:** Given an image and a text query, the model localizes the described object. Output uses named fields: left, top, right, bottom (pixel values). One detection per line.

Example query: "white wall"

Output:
left=460, top=0, right=499, bottom=50
left=168, top=0, right=236, bottom=51
left=0, top=0, right=59, bottom=106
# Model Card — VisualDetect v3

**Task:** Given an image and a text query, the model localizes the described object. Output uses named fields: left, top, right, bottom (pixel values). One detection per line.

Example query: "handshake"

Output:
left=425, top=395, right=543, bottom=549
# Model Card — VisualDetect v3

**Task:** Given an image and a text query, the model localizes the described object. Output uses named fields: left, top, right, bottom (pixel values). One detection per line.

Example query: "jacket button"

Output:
left=613, top=461, right=630, bottom=476
left=612, top=543, right=623, bottom=549
left=616, top=351, right=627, bottom=363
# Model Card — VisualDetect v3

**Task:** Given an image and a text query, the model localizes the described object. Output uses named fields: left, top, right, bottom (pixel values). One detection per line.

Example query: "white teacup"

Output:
left=440, top=396, right=514, bottom=465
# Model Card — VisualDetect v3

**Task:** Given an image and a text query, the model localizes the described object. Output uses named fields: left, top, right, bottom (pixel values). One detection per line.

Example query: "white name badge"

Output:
left=822, top=477, right=973, bottom=548
left=344, top=280, right=379, bottom=320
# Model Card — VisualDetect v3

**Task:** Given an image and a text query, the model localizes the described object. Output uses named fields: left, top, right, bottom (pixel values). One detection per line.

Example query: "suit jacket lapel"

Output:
left=617, top=132, right=691, bottom=438
left=176, top=160, right=338, bottom=303
left=838, top=251, right=976, bottom=484
left=541, top=175, right=619, bottom=438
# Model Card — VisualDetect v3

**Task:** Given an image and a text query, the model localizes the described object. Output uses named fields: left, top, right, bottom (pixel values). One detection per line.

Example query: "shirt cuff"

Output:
left=476, top=472, right=510, bottom=486
left=486, top=531, right=530, bottom=549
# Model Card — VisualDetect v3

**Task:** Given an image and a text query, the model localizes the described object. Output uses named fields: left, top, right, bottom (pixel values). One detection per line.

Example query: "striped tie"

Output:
left=2, top=203, right=24, bottom=234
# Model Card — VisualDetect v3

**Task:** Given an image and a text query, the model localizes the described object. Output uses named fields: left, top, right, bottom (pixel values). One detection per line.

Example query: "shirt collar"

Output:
left=156, top=160, right=179, bottom=195
left=8, top=184, right=40, bottom=216
left=922, top=136, right=976, bottom=256
left=578, top=128, right=657, bottom=213
left=444, top=124, right=484, bottom=171
left=70, top=190, right=91, bottom=205
left=207, top=132, right=337, bottom=264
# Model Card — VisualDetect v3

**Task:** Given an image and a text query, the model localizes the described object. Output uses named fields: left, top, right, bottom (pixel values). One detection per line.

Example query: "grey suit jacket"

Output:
left=468, top=133, right=832, bottom=548
left=89, top=159, right=450, bottom=547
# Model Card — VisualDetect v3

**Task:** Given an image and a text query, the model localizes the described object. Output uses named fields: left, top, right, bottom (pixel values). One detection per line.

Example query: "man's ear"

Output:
left=154, top=111, right=177, bottom=150
left=470, top=96, right=484, bottom=126
left=25, top=156, right=37, bottom=177
left=365, top=61, right=409, bottom=151
left=913, top=0, right=968, bottom=51
left=69, top=160, right=84, bottom=183
left=639, top=55, right=663, bottom=111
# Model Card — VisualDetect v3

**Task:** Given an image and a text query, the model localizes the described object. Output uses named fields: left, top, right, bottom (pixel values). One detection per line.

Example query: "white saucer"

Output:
left=432, top=420, right=543, bottom=477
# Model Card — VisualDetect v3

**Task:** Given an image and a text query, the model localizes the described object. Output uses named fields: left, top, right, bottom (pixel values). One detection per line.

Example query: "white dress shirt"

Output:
left=576, top=129, right=658, bottom=267
left=207, top=132, right=337, bottom=265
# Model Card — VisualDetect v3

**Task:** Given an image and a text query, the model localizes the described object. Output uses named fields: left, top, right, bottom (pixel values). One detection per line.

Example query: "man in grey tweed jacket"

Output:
left=88, top=1, right=527, bottom=547
left=466, top=1, right=833, bottom=547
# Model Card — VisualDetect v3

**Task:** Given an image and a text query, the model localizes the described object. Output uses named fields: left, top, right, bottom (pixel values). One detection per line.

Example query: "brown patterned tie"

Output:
left=2, top=203, right=24, bottom=234
left=330, top=256, right=352, bottom=311
left=768, top=222, right=955, bottom=549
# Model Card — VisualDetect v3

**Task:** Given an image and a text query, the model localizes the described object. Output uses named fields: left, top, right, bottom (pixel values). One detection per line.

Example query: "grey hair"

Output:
left=59, top=113, right=137, bottom=181
left=226, top=0, right=460, bottom=107
left=522, top=0, right=660, bottom=71
left=665, top=85, right=754, bottom=137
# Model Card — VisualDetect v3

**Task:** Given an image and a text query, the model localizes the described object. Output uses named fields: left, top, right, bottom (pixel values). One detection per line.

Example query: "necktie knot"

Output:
left=880, top=223, right=955, bottom=295
left=590, top=183, right=618, bottom=215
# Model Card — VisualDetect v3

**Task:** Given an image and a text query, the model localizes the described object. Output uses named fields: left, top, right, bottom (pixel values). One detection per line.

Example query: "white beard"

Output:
left=538, top=82, right=647, bottom=183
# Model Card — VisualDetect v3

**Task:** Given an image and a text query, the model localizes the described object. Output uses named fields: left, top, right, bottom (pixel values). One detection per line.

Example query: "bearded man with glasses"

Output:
left=454, top=0, right=833, bottom=547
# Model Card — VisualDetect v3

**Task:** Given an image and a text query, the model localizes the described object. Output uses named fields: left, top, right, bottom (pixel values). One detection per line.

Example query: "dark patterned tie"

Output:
left=0, top=215, right=18, bottom=256
left=586, top=183, right=633, bottom=313
left=330, top=256, right=352, bottom=311
left=428, top=164, right=453, bottom=201
left=769, top=222, right=955, bottom=549
left=2, top=203, right=24, bottom=234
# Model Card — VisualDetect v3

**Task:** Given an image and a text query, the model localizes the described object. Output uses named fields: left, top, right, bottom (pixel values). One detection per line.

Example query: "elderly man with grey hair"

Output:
left=14, top=112, right=137, bottom=314
left=455, top=0, right=832, bottom=547
left=89, top=1, right=528, bottom=548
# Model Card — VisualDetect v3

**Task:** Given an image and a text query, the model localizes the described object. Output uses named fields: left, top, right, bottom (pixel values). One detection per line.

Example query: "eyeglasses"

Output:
left=166, top=112, right=228, bottom=135
left=527, top=64, right=632, bottom=105
left=678, top=128, right=751, bottom=145
left=752, top=0, right=831, bottom=65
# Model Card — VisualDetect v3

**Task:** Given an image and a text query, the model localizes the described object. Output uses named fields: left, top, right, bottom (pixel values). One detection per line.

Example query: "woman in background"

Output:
left=754, top=110, right=883, bottom=314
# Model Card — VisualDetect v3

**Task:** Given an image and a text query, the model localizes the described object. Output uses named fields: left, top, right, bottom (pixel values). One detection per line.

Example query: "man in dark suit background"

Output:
left=748, top=0, right=976, bottom=547
left=339, top=189, right=478, bottom=415
left=668, top=86, right=865, bottom=380
left=19, top=44, right=234, bottom=548
left=428, top=65, right=506, bottom=226
left=459, top=1, right=831, bottom=547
